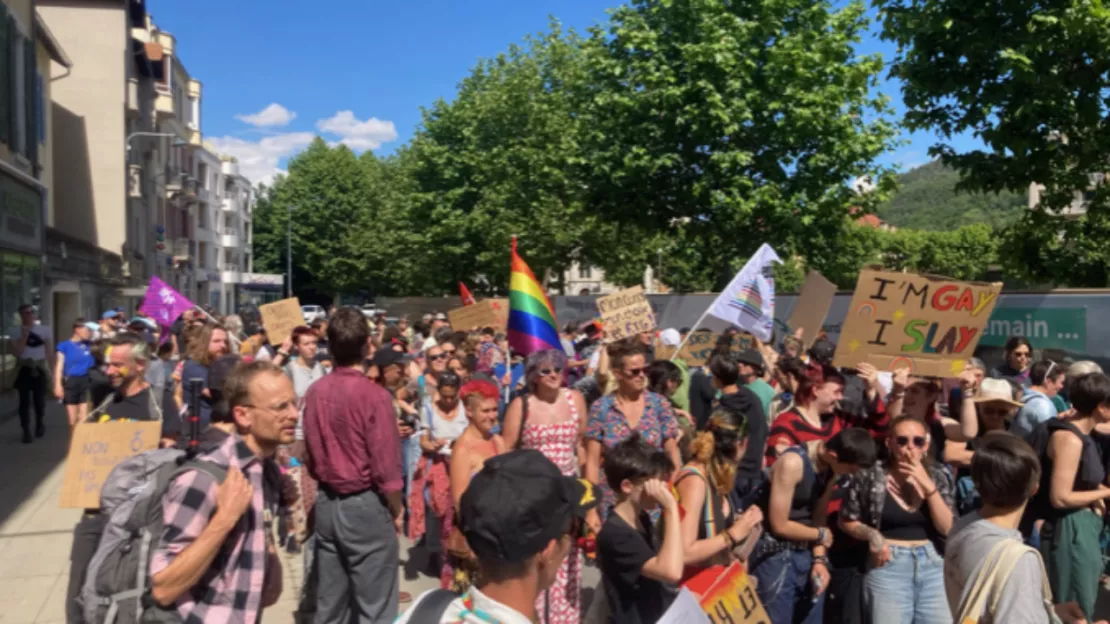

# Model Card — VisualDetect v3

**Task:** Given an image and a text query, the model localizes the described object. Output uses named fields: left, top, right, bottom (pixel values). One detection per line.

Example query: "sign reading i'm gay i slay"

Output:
left=833, top=270, right=1002, bottom=377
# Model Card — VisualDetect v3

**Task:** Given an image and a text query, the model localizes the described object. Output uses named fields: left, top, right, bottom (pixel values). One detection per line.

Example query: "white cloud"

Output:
left=234, top=103, right=297, bottom=128
left=316, top=110, right=397, bottom=151
left=207, top=132, right=314, bottom=185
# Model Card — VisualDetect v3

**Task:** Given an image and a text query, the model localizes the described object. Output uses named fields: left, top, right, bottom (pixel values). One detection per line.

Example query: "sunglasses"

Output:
left=428, top=353, right=448, bottom=361
left=539, top=367, right=564, bottom=377
left=624, top=367, right=647, bottom=377
left=442, top=348, right=457, bottom=355
left=895, top=436, right=927, bottom=449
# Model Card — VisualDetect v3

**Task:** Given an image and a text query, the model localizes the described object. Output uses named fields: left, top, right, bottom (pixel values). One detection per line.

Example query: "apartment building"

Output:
left=0, top=0, right=70, bottom=391
left=40, top=1, right=203, bottom=323
left=216, top=156, right=252, bottom=314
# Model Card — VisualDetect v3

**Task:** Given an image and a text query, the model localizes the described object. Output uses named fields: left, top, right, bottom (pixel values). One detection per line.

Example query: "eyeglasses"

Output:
left=539, top=367, right=564, bottom=377
left=624, top=367, right=647, bottom=377
left=895, top=435, right=927, bottom=449
left=428, top=353, right=448, bottom=361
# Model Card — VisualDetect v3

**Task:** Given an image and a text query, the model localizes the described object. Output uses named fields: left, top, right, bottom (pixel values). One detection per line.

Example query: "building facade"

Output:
left=0, top=0, right=69, bottom=392
left=215, top=156, right=251, bottom=314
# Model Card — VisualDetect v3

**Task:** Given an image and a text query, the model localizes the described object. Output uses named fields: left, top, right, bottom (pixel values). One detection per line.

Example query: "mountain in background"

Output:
left=875, top=160, right=1028, bottom=231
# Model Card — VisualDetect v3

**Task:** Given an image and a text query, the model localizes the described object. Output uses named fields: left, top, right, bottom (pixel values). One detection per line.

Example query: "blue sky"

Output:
left=149, top=0, right=980, bottom=185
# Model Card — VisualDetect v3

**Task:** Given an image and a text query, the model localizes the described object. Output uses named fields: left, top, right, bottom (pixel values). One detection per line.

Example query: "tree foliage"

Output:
left=876, top=161, right=1026, bottom=231
left=875, top=0, right=1110, bottom=286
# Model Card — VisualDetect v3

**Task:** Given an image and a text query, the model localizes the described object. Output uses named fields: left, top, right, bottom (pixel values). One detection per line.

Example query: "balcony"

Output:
left=188, top=127, right=202, bottom=147
left=219, top=227, right=240, bottom=248
left=196, top=267, right=220, bottom=283
left=195, top=224, right=214, bottom=244
left=220, top=196, right=237, bottom=213
left=221, top=268, right=242, bottom=283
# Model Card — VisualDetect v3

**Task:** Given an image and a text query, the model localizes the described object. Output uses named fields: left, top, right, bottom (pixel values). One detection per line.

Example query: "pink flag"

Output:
left=138, top=276, right=195, bottom=336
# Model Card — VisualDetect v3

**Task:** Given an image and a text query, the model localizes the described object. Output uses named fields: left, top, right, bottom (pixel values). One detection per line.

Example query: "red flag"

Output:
left=459, top=281, right=477, bottom=306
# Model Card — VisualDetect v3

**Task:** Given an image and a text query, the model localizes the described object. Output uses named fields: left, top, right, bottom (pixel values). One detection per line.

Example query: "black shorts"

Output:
left=63, top=375, right=90, bottom=405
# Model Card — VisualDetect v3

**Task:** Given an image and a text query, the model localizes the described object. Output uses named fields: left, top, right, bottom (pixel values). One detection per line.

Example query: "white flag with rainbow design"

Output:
left=707, top=243, right=782, bottom=341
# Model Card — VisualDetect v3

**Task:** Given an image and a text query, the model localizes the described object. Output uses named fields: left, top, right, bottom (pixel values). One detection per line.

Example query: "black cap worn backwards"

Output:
left=460, top=449, right=598, bottom=563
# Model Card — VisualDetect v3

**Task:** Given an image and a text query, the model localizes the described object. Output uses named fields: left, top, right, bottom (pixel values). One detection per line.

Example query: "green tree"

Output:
left=876, top=161, right=1027, bottom=231
left=403, top=22, right=595, bottom=295
left=577, top=0, right=899, bottom=291
left=875, top=0, right=1110, bottom=286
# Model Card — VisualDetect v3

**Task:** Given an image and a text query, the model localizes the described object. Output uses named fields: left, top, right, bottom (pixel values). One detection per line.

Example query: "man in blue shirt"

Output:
left=1011, top=360, right=1067, bottom=439
left=54, top=318, right=96, bottom=427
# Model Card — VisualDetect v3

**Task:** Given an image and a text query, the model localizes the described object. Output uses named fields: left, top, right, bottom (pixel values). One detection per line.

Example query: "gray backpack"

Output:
left=80, top=447, right=226, bottom=624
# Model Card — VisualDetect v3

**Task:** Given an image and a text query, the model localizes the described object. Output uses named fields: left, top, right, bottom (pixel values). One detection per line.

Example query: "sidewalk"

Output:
left=0, top=402, right=440, bottom=623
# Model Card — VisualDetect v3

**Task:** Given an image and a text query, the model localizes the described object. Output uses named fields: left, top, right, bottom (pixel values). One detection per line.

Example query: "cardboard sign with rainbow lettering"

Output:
left=832, top=269, right=1002, bottom=377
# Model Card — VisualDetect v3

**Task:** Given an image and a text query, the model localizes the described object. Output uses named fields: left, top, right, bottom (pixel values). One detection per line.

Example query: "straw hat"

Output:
left=971, top=378, right=1023, bottom=408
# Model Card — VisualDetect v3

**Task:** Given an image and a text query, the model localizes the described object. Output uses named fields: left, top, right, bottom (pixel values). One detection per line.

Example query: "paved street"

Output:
left=0, top=402, right=441, bottom=624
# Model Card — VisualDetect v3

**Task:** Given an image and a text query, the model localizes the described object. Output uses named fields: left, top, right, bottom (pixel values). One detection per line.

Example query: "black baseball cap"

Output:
left=809, top=339, right=836, bottom=366
left=735, top=348, right=764, bottom=369
left=372, top=348, right=404, bottom=371
left=460, top=449, right=598, bottom=563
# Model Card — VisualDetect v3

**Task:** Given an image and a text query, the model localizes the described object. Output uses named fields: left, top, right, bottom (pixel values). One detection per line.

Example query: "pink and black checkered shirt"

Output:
left=150, top=433, right=278, bottom=623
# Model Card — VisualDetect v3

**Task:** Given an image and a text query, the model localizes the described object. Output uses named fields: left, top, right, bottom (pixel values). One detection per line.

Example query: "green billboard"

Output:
left=978, top=307, right=1086, bottom=351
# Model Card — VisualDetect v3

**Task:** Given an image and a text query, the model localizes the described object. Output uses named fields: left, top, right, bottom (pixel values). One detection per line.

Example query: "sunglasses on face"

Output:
left=442, top=348, right=457, bottom=355
left=895, top=435, right=927, bottom=449
left=624, top=367, right=647, bottom=377
left=428, top=353, right=448, bottom=361
left=539, top=367, right=564, bottom=377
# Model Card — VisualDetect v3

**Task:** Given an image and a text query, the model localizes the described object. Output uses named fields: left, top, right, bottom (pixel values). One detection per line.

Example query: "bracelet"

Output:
left=812, top=555, right=829, bottom=567
left=815, top=527, right=829, bottom=545
left=924, top=488, right=938, bottom=498
left=720, top=529, right=736, bottom=549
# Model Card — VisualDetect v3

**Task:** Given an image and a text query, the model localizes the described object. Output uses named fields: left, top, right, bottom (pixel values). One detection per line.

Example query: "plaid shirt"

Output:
left=150, top=433, right=278, bottom=623
left=841, top=462, right=955, bottom=530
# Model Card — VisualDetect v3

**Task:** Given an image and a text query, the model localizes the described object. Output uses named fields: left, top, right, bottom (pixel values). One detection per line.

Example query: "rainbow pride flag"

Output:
left=508, top=238, right=560, bottom=356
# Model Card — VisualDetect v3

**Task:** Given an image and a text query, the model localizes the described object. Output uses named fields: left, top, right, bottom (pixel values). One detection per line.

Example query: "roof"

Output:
left=34, top=11, right=71, bottom=68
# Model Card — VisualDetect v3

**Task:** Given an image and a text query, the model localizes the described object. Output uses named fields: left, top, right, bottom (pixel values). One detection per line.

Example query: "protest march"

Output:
left=22, top=235, right=1107, bottom=624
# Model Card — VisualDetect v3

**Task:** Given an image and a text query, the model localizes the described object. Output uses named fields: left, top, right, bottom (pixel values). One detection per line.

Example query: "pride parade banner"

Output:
left=833, top=270, right=1002, bottom=377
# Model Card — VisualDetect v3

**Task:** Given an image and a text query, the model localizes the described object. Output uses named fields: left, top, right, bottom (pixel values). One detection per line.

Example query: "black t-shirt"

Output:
left=597, top=511, right=675, bottom=624
left=100, top=386, right=181, bottom=438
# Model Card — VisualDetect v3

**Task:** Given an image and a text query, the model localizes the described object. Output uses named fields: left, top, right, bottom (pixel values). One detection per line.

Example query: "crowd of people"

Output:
left=22, top=296, right=1110, bottom=624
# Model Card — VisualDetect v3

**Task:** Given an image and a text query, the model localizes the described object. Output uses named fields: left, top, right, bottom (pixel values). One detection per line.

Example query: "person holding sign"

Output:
left=840, top=417, right=956, bottom=624
left=749, top=428, right=877, bottom=624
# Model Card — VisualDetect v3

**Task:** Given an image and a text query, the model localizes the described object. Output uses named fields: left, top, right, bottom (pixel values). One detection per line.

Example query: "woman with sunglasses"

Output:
left=989, top=336, right=1034, bottom=388
left=586, top=338, right=682, bottom=522
left=449, top=379, right=507, bottom=591
left=887, top=370, right=977, bottom=465
left=840, top=416, right=955, bottom=624
left=501, top=349, right=589, bottom=623
left=946, top=378, right=1022, bottom=515
left=408, top=372, right=468, bottom=588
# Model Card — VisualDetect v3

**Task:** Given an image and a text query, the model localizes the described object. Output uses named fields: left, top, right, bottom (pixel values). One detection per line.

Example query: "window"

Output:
left=11, top=30, right=24, bottom=157
left=578, top=265, right=592, bottom=279
left=198, top=163, right=208, bottom=189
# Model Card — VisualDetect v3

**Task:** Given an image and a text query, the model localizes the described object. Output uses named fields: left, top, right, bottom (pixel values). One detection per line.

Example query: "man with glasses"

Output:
left=1011, top=360, right=1067, bottom=439
left=12, top=304, right=54, bottom=443
left=149, top=360, right=292, bottom=621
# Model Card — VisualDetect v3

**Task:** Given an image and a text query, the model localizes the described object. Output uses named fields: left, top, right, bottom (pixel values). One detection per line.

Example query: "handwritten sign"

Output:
left=683, top=562, right=769, bottom=624
left=447, top=299, right=508, bottom=332
left=597, top=286, right=656, bottom=342
left=259, top=297, right=303, bottom=346
left=787, top=270, right=837, bottom=341
left=832, top=269, right=1002, bottom=377
left=669, top=331, right=755, bottom=367
left=59, top=421, right=161, bottom=509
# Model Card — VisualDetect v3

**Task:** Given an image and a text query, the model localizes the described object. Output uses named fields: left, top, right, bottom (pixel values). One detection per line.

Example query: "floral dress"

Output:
left=587, top=391, right=679, bottom=520
left=521, top=391, right=582, bottom=624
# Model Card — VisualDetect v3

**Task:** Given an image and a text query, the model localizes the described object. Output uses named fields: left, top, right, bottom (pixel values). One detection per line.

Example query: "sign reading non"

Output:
left=259, top=297, right=303, bottom=347
left=683, top=562, right=769, bottom=624
left=597, top=286, right=655, bottom=342
left=787, top=270, right=837, bottom=341
left=833, top=270, right=1002, bottom=377
left=448, top=299, right=508, bottom=332
left=59, top=421, right=161, bottom=509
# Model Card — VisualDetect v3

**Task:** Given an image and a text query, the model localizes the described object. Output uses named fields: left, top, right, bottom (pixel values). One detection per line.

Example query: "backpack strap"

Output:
left=675, top=466, right=715, bottom=539
left=515, top=392, right=530, bottom=450
left=954, top=538, right=1051, bottom=623
left=408, top=588, right=457, bottom=621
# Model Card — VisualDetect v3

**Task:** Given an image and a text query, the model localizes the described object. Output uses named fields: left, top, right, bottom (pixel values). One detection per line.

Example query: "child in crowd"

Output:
left=596, top=435, right=683, bottom=624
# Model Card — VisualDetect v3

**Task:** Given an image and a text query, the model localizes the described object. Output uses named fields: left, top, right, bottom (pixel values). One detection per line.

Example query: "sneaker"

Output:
left=35, top=423, right=45, bottom=438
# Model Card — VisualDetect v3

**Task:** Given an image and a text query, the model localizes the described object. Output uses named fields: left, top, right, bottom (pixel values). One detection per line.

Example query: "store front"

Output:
left=0, top=170, right=45, bottom=394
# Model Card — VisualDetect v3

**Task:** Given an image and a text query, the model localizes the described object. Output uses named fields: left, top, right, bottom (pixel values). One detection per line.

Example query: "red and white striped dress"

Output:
left=520, top=391, right=582, bottom=624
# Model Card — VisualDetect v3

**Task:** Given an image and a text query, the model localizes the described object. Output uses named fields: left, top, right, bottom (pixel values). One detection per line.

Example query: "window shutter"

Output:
left=7, top=17, right=16, bottom=147
left=0, top=5, right=9, bottom=145
left=24, top=37, right=34, bottom=163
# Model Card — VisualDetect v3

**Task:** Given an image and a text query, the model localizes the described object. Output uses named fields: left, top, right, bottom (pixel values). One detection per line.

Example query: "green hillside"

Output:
left=876, top=160, right=1028, bottom=231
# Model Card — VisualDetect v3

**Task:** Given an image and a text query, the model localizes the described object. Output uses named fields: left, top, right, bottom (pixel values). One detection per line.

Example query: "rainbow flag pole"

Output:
left=508, top=236, right=561, bottom=357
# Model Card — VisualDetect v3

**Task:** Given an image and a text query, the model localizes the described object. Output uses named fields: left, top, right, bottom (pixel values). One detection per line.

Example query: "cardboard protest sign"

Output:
left=59, top=421, right=162, bottom=509
left=787, top=270, right=837, bottom=341
left=832, top=269, right=1002, bottom=377
left=448, top=298, right=508, bottom=332
left=656, top=588, right=712, bottom=624
left=673, top=331, right=755, bottom=367
left=597, top=286, right=656, bottom=342
left=259, top=297, right=303, bottom=346
left=683, top=562, right=769, bottom=624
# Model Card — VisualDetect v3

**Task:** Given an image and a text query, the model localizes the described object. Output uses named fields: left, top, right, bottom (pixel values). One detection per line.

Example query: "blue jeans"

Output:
left=751, top=548, right=824, bottom=624
left=863, top=543, right=951, bottom=624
